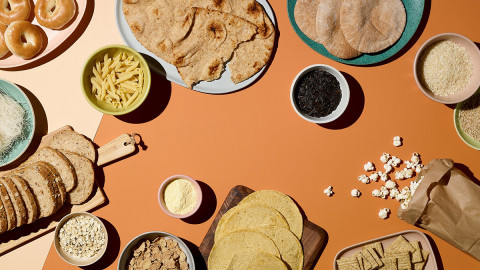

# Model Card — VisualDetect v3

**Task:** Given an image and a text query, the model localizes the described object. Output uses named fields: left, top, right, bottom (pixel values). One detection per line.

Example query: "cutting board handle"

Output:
left=97, top=133, right=138, bottom=166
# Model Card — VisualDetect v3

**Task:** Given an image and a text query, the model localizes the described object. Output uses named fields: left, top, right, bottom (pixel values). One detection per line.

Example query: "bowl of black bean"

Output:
left=290, top=64, right=350, bottom=124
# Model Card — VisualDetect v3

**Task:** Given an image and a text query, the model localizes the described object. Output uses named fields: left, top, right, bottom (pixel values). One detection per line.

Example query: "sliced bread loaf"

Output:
left=0, top=193, right=9, bottom=233
left=61, top=151, right=95, bottom=205
left=42, top=162, right=66, bottom=209
left=0, top=182, right=16, bottom=230
left=9, top=175, right=39, bottom=224
left=12, top=162, right=60, bottom=218
left=26, top=147, right=77, bottom=192
left=46, top=130, right=96, bottom=162
left=0, top=177, right=27, bottom=227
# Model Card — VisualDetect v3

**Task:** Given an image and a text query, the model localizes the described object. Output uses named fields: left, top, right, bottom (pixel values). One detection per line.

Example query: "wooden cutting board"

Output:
left=199, top=185, right=328, bottom=269
left=0, top=126, right=136, bottom=255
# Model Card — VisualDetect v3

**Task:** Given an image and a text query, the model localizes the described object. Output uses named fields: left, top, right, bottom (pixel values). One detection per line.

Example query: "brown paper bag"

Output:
left=398, top=159, right=480, bottom=261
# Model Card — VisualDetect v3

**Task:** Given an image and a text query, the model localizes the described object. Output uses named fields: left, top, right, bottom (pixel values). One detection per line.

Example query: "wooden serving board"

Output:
left=0, top=126, right=136, bottom=255
left=199, top=185, right=328, bottom=269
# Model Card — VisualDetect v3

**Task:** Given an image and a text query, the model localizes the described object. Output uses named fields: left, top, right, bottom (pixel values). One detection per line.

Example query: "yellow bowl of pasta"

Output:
left=81, top=45, right=151, bottom=115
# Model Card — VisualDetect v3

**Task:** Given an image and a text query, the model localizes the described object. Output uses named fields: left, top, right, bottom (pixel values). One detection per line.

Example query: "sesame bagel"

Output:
left=35, top=0, right=76, bottom=30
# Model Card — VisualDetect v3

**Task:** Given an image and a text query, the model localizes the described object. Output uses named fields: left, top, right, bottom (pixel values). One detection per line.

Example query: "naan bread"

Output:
left=122, top=0, right=195, bottom=64
left=294, top=0, right=321, bottom=41
left=340, top=0, right=406, bottom=53
left=172, top=8, right=257, bottom=88
left=316, top=0, right=361, bottom=59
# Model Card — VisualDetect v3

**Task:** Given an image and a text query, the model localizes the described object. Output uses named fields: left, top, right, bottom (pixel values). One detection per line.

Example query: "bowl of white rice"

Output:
left=414, top=33, right=480, bottom=104
left=0, top=79, right=35, bottom=167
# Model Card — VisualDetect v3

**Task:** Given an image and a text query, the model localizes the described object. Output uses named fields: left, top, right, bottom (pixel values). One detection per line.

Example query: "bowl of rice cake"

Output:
left=0, top=79, right=35, bottom=167
left=81, top=44, right=151, bottom=115
left=414, top=33, right=480, bottom=104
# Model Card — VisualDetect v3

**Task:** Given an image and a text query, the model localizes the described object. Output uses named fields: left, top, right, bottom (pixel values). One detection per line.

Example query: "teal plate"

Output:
left=454, top=98, right=480, bottom=150
left=287, top=0, right=425, bottom=65
left=0, top=79, right=35, bottom=167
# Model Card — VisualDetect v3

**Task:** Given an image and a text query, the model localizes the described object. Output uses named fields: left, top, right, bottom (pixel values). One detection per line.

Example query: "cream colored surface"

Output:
left=0, top=0, right=121, bottom=269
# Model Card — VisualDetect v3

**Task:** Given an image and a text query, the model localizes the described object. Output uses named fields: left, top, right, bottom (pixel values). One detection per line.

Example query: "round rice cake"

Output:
left=257, top=226, right=304, bottom=270
left=226, top=250, right=287, bottom=270
left=316, top=0, right=362, bottom=59
left=238, top=190, right=304, bottom=239
left=294, top=0, right=321, bottom=41
left=208, top=230, right=280, bottom=270
left=214, top=204, right=289, bottom=242
left=340, top=0, right=406, bottom=53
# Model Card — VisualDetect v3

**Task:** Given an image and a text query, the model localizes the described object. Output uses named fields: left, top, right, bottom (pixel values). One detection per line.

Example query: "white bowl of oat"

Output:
left=54, top=212, right=108, bottom=266
left=117, top=231, right=195, bottom=270
left=414, top=33, right=480, bottom=104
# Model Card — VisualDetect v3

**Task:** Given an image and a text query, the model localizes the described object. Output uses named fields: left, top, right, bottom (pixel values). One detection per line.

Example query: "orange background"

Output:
left=42, top=0, right=480, bottom=269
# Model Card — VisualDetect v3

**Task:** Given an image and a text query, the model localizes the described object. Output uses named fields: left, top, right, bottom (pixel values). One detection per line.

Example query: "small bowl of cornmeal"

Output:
left=158, top=175, right=202, bottom=219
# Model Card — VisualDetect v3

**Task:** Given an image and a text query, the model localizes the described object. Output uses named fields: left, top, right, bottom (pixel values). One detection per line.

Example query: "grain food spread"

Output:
left=128, top=237, right=189, bottom=270
left=418, top=40, right=473, bottom=96
left=164, top=179, right=197, bottom=215
left=58, top=215, right=106, bottom=259
left=459, top=91, right=480, bottom=141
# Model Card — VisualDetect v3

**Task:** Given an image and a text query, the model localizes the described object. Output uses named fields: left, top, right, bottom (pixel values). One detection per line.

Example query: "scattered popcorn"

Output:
left=358, top=175, right=370, bottom=184
left=351, top=189, right=362, bottom=198
left=410, top=176, right=423, bottom=197
left=389, top=188, right=400, bottom=199
left=405, top=160, right=414, bottom=169
left=380, top=153, right=391, bottom=163
left=396, top=186, right=411, bottom=201
left=411, top=153, right=421, bottom=164
left=380, top=186, right=390, bottom=199
left=378, top=208, right=390, bottom=219
left=384, top=164, right=393, bottom=174
left=385, top=180, right=397, bottom=189
left=415, top=164, right=424, bottom=173
left=364, top=162, right=375, bottom=172
left=372, top=189, right=381, bottom=197
left=393, top=136, right=402, bottom=147
left=391, top=156, right=402, bottom=167
left=379, top=171, right=389, bottom=181
left=401, top=201, right=409, bottom=210
left=369, top=172, right=379, bottom=182
left=323, top=186, right=334, bottom=197
left=404, top=168, right=414, bottom=179
left=395, top=170, right=406, bottom=180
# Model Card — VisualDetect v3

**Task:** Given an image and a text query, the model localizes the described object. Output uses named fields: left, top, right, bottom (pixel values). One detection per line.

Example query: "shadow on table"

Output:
left=181, top=238, right=207, bottom=270
left=1, top=0, right=95, bottom=71
left=319, top=72, right=364, bottom=130
left=116, top=59, right=172, bottom=124
left=182, top=181, right=217, bottom=225
left=82, top=218, right=121, bottom=270
left=424, top=233, right=444, bottom=270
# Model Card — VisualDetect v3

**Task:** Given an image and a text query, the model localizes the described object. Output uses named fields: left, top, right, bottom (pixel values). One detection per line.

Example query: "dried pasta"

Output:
left=91, top=52, right=144, bottom=109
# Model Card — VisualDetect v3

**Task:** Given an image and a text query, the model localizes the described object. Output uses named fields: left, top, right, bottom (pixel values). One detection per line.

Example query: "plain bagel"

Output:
left=35, top=0, right=76, bottom=30
left=0, top=0, right=31, bottom=25
left=0, top=23, right=9, bottom=57
left=5, top=21, right=43, bottom=59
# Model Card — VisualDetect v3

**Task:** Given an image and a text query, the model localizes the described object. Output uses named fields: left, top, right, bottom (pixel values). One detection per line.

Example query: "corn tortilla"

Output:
left=226, top=250, right=287, bottom=270
left=257, top=226, right=304, bottom=270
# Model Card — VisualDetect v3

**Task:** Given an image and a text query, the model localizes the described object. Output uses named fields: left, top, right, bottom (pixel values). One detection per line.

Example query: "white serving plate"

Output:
left=334, top=230, right=438, bottom=270
left=115, top=0, right=276, bottom=94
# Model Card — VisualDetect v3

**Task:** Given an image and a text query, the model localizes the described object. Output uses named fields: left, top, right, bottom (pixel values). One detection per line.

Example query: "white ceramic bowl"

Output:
left=290, top=64, right=350, bottom=124
left=54, top=212, right=108, bottom=267
left=117, top=231, right=196, bottom=270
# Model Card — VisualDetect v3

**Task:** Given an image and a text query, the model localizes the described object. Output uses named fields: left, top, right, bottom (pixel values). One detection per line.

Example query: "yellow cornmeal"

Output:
left=164, top=179, right=197, bottom=215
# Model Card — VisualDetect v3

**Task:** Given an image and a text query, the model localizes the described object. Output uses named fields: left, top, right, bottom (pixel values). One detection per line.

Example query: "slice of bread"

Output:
left=42, top=162, right=66, bottom=209
left=46, top=130, right=96, bottom=162
left=61, top=151, right=95, bottom=205
left=12, top=162, right=60, bottom=218
left=0, top=177, right=27, bottom=227
left=9, top=175, right=39, bottom=224
left=0, top=192, right=9, bottom=233
left=0, top=182, right=16, bottom=230
left=26, top=147, right=77, bottom=192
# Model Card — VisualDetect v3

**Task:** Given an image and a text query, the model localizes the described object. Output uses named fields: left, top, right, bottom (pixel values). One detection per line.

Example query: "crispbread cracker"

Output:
left=380, top=257, right=397, bottom=270
left=294, top=0, right=321, bottom=41
left=363, top=242, right=385, bottom=258
left=337, top=256, right=360, bottom=270
left=413, top=261, right=425, bottom=270
left=315, top=0, right=361, bottom=59
left=386, top=236, right=416, bottom=253
left=354, top=252, right=365, bottom=270
left=385, top=252, right=411, bottom=270
left=361, top=249, right=379, bottom=269
left=340, top=0, right=406, bottom=53
left=410, top=241, right=423, bottom=263
left=172, top=7, right=257, bottom=88
left=367, top=248, right=384, bottom=267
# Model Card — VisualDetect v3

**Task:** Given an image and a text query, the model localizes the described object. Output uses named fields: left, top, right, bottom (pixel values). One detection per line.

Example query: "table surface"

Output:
left=5, top=0, right=479, bottom=269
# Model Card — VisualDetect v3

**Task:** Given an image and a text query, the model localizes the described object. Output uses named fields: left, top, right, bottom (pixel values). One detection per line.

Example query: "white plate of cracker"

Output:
left=334, top=230, right=438, bottom=270
left=115, top=0, right=276, bottom=94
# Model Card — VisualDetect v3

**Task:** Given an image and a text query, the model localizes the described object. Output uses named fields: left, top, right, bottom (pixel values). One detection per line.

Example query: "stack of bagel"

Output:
left=0, top=0, right=76, bottom=59
left=0, top=130, right=96, bottom=234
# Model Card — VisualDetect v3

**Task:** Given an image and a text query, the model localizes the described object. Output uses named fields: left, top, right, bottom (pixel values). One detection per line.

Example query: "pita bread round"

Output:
left=316, top=0, right=361, bottom=59
left=340, top=0, right=406, bottom=53
left=226, top=250, right=287, bottom=270
left=294, top=0, right=321, bottom=41
left=238, top=190, right=304, bottom=239
left=208, top=230, right=280, bottom=270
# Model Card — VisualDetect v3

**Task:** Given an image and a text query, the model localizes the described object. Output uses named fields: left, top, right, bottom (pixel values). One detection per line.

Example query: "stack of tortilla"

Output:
left=122, top=0, right=275, bottom=88
left=208, top=190, right=305, bottom=270
left=294, top=0, right=406, bottom=59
